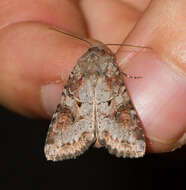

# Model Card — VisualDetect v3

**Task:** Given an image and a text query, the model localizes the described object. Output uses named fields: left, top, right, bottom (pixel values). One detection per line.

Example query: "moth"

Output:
left=44, top=28, right=146, bottom=161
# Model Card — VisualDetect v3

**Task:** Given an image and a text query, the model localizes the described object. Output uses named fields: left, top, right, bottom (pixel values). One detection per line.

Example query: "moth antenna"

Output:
left=105, top=43, right=152, bottom=49
left=49, top=27, right=93, bottom=47
left=50, top=27, right=151, bottom=50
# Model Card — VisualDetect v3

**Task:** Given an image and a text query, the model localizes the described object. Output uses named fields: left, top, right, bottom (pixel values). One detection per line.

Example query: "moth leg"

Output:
left=121, top=72, right=142, bottom=79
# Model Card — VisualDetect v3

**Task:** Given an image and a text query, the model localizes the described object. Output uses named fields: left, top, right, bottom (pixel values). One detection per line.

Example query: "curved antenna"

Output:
left=49, top=27, right=93, bottom=47
left=105, top=43, right=151, bottom=49
left=50, top=27, right=151, bottom=50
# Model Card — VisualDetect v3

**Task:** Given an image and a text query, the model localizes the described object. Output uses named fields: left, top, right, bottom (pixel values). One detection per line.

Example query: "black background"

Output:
left=1, top=105, right=186, bottom=190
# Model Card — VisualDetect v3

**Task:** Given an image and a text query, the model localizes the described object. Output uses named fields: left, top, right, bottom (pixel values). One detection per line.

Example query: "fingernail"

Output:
left=117, top=50, right=186, bottom=152
left=173, top=133, right=186, bottom=151
left=41, top=84, right=62, bottom=117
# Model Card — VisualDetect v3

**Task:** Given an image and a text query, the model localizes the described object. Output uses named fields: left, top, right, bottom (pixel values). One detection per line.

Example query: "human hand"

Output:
left=0, top=0, right=186, bottom=154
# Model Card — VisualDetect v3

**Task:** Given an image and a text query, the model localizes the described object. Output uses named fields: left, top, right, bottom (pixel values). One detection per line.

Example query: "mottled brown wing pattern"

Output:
left=95, top=61, right=145, bottom=158
left=44, top=45, right=146, bottom=161
left=44, top=62, right=96, bottom=161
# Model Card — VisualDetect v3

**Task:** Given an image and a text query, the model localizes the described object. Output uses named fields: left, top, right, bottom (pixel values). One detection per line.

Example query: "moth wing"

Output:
left=96, top=65, right=146, bottom=158
left=44, top=64, right=96, bottom=161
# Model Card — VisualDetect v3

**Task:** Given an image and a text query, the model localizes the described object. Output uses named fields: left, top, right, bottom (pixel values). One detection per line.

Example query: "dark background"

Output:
left=1, top=105, right=186, bottom=190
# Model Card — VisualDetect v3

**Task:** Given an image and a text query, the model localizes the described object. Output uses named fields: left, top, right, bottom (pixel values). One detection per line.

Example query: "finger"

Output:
left=80, top=0, right=150, bottom=50
left=0, top=0, right=86, bottom=33
left=116, top=0, right=186, bottom=153
left=0, top=22, right=88, bottom=118
left=0, top=0, right=89, bottom=118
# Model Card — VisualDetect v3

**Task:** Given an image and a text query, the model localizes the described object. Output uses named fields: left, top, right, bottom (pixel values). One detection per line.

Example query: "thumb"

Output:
left=116, top=0, right=186, bottom=153
left=0, top=22, right=88, bottom=118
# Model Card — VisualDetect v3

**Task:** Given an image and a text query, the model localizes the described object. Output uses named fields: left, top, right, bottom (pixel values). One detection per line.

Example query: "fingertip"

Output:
left=117, top=50, right=186, bottom=153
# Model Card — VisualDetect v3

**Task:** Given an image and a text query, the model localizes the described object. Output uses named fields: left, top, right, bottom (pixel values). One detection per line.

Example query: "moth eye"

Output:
left=77, top=102, right=82, bottom=107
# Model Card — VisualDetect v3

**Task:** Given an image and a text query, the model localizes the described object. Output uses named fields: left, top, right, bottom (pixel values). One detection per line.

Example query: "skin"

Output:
left=0, top=0, right=186, bottom=153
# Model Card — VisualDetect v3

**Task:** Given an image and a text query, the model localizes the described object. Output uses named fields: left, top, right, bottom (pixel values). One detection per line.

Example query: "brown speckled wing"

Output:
left=44, top=56, right=96, bottom=161
left=44, top=46, right=146, bottom=161
left=95, top=61, right=145, bottom=158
